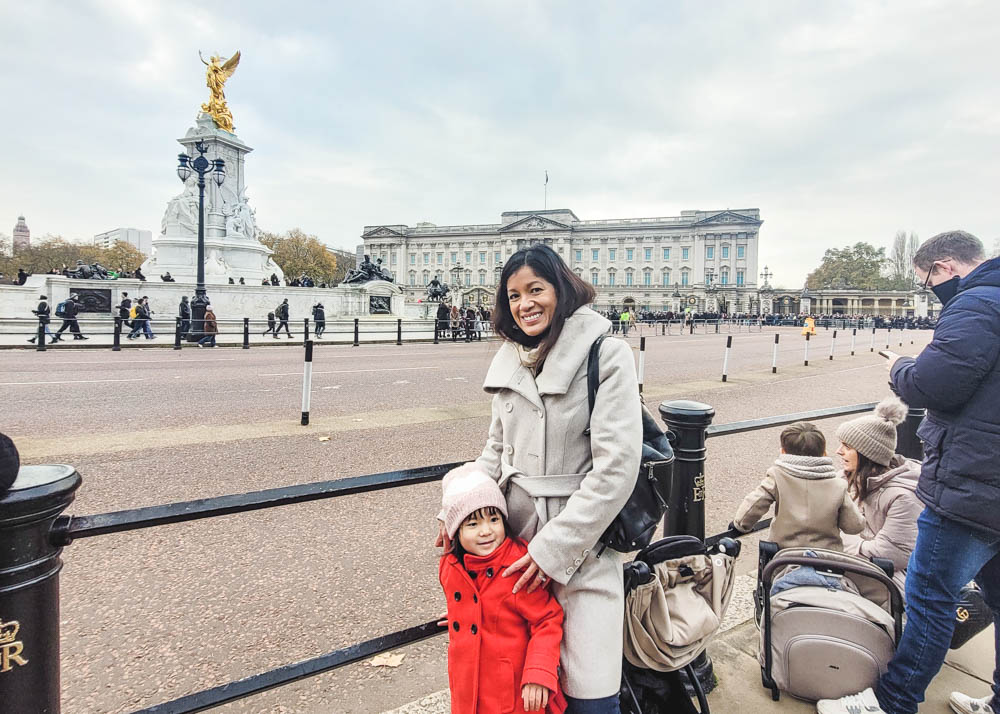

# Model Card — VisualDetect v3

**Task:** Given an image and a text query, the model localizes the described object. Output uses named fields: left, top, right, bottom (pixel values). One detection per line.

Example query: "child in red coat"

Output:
left=438, top=464, right=567, bottom=714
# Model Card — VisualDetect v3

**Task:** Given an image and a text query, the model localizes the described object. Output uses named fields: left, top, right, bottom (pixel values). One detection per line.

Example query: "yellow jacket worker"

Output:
left=801, top=316, right=817, bottom=335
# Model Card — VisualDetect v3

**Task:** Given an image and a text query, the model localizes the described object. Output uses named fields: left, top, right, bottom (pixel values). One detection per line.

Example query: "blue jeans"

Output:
left=565, top=694, right=621, bottom=714
left=198, top=335, right=216, bottom=347
left=876, top=508, right=1000, bottom=714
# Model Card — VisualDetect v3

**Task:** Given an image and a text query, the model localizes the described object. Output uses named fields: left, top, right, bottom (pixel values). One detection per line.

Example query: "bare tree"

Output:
left=888, top=230, right=909, bottom=288
left=993, top=238, right=1000, bottom=258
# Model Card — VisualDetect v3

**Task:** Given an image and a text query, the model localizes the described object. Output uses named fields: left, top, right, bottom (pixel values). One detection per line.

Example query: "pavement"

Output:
left=0, top=324, right=951, bottom=713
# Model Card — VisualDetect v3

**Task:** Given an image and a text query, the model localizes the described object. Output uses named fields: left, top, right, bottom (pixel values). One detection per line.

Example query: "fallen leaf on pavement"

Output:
left=370, top=653, right=405, bottom=668
left=318, top=436, right=330, bottom=442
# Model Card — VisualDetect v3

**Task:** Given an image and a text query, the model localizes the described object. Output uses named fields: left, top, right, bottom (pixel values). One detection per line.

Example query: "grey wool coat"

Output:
left=474, top=306, right=643, bottom=699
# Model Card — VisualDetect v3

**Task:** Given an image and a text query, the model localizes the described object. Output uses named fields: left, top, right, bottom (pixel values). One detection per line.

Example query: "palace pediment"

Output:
left=499, top=215, right=572, bottom=232
left=362, top=226, right=406, bottom=238
left=692, top=211, right=762, bottom=226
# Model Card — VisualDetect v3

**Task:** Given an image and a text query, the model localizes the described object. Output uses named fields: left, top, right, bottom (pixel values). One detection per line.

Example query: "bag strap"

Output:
left=584, top=335, right=607, bottom=436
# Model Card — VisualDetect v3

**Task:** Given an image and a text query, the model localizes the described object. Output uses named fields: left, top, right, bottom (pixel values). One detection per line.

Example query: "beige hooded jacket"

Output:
left=733, top=454, right=865, bottom=552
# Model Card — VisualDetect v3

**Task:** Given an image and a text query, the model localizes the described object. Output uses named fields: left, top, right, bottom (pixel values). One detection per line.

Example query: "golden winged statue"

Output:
left=199, top=50, right=241, bottom=132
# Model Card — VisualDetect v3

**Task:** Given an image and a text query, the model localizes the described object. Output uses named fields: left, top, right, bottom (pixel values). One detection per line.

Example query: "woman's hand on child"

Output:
left=522, top=683, right=550, bottom=711
left=503, top=552, right=551, bottom=594
left=434, top=521, right=451, bottom=551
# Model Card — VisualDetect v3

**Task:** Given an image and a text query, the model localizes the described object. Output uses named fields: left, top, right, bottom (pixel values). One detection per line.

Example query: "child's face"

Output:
left=836, top=442, right=858, bottom=473
left=458, top=508, right=506, bottom=557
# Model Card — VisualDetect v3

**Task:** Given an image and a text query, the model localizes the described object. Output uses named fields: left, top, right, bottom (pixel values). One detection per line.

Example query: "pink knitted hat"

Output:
left=439, top=463, right=508, bottom=538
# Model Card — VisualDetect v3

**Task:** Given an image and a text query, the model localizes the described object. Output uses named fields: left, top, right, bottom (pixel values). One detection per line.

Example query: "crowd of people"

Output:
left=434, top=302, right=491, bottom=341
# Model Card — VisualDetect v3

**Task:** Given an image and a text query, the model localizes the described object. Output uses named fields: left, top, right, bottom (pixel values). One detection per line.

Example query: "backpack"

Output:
left=55, top=301, right=68, bottom=317
left=129, top=305, right=139, bottom=319
left=586, top=335, right=675, bottom=553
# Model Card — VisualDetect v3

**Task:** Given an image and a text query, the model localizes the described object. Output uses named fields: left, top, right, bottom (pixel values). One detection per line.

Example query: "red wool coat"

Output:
left=440, top=537, right=567, bottom=714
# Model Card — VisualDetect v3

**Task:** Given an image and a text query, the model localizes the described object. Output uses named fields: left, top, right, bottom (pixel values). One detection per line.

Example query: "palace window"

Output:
left=737, top=245, right=745, bottom=259
left=609, top=248, right=616, bottom=261
left=626, top=271, right=634, bottom=287
left=662, top=270, right=671, bottom=286
left=451, top=252, right=457, bottom=263
left=390, top=253, right=397, bottom=265
left=663, top=247, right=671, bottom=260
left=422, top=270, right=430, bottom=283
left=592, top=248, right=600, bottom=261
left=423, top=253, right=430, bottom=265
left=592, top=271, right=599, bottom=286
left=681, top=270, right=690, bottom=286
left=479, top=271, right=486, bottom=285
left=480, top=251, right=486, bottom=264
left=409, top=272, right=416, bottom=286
left=627, top=248, right=634, bottom=261
left=495, top=251, right=501, bottom=263
left=705, top=271, right=713, bottom=285
left=437, top=253, right=443, bottom=265
left=410, top=254, right=416, bottom=265
left=721, top=268, right=730, bottom=285
left=643, top=270, right=652, bottom=286
left=465, top=251, right=472, bottom=264
left=706, top=246, right=715, bottom=259
left=609, top=271, right=616, bottom=287
left=465, top=271, right=471, bottom=286
left=722, top=246, right=729, bottom=259
left=645, top=248, right=652, bottom=261
left=682, top=247, right=690, bottom=260
left=737, top=270, right=745, bottom=286
left=575, top=250, right=583, bottom=262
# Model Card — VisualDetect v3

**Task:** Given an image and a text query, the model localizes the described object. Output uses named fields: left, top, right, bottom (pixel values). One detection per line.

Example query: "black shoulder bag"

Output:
left=586, top=335, right=675, bottom=553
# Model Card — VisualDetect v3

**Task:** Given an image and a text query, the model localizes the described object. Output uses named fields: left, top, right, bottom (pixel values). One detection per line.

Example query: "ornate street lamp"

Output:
left=176, top=141, right=225, bottom=339
left=494, top=263, right=503, bottom=286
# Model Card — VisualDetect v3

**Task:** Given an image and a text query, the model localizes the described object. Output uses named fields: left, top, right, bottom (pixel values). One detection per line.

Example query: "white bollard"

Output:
left=722, top=335, right=732, bottom=382
left=301, top=339, right=314, bottom=426
left=870, top=327, right=876, bottom=353
left=772, top=333, right=780, bottom=373
left=851, top=328, right=857, bottom=356
left=830, top=330, right=837, bottom=360
left=804, top=332, right=810, bottom=366
left=886, top=329, right=891, bottom=350
left=637, top=336, right=646, bottom=394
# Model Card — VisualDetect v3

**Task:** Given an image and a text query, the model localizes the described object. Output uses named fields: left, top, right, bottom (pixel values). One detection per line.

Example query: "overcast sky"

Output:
left=2, top=0, right=997, bottom=286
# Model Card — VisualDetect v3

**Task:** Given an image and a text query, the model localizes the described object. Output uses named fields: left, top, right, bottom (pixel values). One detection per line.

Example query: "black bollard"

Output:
left=0, top=464, right=82, bottom=714
left=433, top=320, right=439, bottom=344
left=173, top=317, right=181, bottom=351
left=689, top=320, right=694, bottom=335
left=304, top=318, right=310, bottom=342
left=242, top=318, right=250, bottom=350
left=36, top=321, right=45, bottom=353
left=396, top=319, right=403, bottom=346
left=658, top=400, right=715, bottom=541
left=896, top=406, right=926, bottom=461
left=353, top=318, right=359, bottom=347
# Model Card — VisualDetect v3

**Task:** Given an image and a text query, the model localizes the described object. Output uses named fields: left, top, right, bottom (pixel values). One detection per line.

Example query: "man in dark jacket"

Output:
left=54, top=294, right=88, bottom=341
left=275, top=298, right=292, bottom=338
left=27, top=294, right=55, bottom=344
left=819, top=230, right=1000, bottom=714
left=178, top=296, right=191, bottom=339
left=312, top=303, right=326, bottom=338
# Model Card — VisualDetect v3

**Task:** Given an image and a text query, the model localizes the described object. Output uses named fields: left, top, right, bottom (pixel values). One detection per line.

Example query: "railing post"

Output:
left=110, top=316, right=121, bottom=352
left=243, top=318, right=250, bottom=350
left=896, top=407, right=926, bottom=461
left=396, top=319, right=403, bottom=346
left=434, top=319, right=439, bottom=344
left=658, top=400, right=715, bottom=541
left=36, top=321, right=46, bottom=353
left=689, top=319, right=694, bottom=335
left=353, top=318, right=359, bottom=347
left=173, top=317, right=181, bottom=351
left=0, top=464, right=82, bottom=714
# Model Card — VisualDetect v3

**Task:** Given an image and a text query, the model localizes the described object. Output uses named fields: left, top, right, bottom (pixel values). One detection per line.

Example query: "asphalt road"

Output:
left=1, top=325, right=932, bottom=713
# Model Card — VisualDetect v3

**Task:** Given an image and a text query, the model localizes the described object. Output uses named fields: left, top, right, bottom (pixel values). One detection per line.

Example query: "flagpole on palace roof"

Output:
left=544, top=170, right=548, bottom=210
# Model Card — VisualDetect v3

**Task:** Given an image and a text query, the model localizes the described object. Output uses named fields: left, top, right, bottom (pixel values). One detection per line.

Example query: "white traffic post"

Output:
left=886, top=329, right=891, bottom=350
left=637, top=336, right=646, bottom=394
left=722, top=335, right=732, bottom=382
left=829, top=330, right=837, bottom=360
left=301, top=339, right=314, bottom=426
left=772, top=333, right=779, bottom=373
left=870, top=327, right=876, bottom=352
left=804, top=332, right=810, bottom=366
left=851, top=328, right=857, bottom=356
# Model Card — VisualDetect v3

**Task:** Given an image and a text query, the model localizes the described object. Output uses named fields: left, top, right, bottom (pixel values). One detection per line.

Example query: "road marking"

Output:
left=259, top=366, right=441, bottom=377
left=0, top=378, right=147, bottom=386
left=39, top=358, right=237, bottom=364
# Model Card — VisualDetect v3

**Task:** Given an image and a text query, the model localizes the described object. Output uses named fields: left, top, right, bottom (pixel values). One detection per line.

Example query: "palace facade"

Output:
left=361, top=207, right=763, bottom=313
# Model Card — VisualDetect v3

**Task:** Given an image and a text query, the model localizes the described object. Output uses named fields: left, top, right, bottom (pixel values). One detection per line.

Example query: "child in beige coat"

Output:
left=732, top=421, right=865, bottom=551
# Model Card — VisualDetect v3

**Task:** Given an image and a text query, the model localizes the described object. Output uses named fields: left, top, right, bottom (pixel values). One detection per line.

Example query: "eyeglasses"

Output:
left=921, top=260, right=948, bottom=291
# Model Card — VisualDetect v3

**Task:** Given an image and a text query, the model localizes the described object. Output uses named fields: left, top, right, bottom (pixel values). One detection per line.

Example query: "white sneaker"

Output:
left=816, top=688, right=885, bottom=714
left=950, top=692, right=996, bottom=714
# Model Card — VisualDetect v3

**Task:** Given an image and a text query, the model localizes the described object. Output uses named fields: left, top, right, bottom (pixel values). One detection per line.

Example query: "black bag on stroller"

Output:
left=620, top=534, right=742, bottom=714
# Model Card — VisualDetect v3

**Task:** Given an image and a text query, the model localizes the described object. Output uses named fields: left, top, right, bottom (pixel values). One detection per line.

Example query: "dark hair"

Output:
left=780, top=422, right=826, bottom=457
left=913, top=230, right=984, bottom=271
left=492, top=244, right=595, bottom=366
left=448, top=506, right=508, bottom=560
left=845, top=450, right=885, bottom=503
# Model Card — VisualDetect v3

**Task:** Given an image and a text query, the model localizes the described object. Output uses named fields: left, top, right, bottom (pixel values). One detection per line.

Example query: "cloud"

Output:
left=0, top=0, right=997, bottom=285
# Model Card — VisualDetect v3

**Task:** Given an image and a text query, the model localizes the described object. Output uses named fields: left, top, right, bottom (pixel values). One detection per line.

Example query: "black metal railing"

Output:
left=0, top=400, right=925, bottom=713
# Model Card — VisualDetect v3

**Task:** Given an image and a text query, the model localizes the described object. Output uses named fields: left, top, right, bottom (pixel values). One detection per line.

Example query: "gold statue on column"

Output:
left=199, top=51, right=241, bottom=132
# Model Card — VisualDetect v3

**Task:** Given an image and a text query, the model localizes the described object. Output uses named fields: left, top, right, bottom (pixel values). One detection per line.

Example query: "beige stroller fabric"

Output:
left=623, top=551, right=737, bottom=672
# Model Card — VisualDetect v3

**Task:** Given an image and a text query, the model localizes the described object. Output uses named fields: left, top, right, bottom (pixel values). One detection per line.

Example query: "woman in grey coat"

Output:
left=438, top=245, right=642, bottom=713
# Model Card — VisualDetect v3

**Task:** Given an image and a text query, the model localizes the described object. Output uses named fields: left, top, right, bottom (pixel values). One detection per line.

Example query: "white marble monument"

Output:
left=141, top=114, right=283, bottom=285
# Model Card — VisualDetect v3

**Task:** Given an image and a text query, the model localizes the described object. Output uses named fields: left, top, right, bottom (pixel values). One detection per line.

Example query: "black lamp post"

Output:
left=176, top=141, right=226, bottom=339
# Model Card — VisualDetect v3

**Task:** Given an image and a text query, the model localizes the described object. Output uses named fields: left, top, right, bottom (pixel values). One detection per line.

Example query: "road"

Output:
left=1, top=325, right=931, bottom=713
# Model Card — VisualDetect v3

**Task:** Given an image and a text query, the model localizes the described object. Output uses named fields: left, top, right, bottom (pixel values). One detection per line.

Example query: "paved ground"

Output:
left=1, top=325, right=936, bottom=713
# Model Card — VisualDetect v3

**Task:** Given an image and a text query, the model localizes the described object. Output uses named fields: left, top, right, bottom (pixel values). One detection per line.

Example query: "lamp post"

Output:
left=450, top=263, right=463, bottom=306
left=176, top=141, right=226, bottom=339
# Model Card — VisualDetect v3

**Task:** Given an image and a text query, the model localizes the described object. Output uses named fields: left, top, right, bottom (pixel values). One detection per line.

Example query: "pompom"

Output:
left=875, top=396, right=908, bottom=425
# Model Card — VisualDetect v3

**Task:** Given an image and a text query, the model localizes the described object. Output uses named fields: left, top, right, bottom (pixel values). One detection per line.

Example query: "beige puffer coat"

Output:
left=474, top=306, right=643, bottom=699
left=842, top=455, right=922, bottom=596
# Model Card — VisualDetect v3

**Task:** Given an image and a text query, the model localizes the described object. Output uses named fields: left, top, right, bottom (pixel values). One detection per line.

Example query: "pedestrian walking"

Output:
left=312, top=303, right=326, bottom=338
left=620, top=308, right=631, bottom=337
left=197, top=306, right=218, bottom=348
left=27, top=294, right=56, bottom=344
left=54, top=293, right=88, bottom=341
left=450, top=304, right=460, bottom=340
left=178, top=296, right=191, bottom=339
left=436, top=245, right=642, bottom=712
left=117, top=292, right=132, bottom=327
left=818, top=230, right=1000, bottom=714
left=127, top=300, right=143, bottom=339
left=139, top=298, right=156, bottom=339
left=275, top=298, right=292, bottom=338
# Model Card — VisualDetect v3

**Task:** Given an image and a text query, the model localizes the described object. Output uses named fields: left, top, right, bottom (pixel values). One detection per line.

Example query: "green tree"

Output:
left=259, top=228, right=339, bottom=283
left=805, top=242, right=889, bottom=290
left=102, top=241, right=146, bottom=275
left=0, top=235, right=148, bottom=280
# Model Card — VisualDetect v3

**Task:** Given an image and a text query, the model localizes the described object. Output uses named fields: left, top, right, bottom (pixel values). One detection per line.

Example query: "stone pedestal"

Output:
left=141, top=115, right=283, bottom=285
left=327, top=281, right=404, bottom=317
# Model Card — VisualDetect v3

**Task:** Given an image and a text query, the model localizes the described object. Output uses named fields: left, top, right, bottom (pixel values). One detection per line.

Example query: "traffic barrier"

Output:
left=870, top=327, right=876, bottom=353
left=771, top=334, right=779, bottom=373
left=301, top=340, right=314, bottom=426
left=721, top=335, right=732, bottom=382
left=829, top=330, right=837, bottom=360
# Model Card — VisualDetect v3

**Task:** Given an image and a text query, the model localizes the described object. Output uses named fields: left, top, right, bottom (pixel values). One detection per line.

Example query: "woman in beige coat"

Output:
left=836, top=398, right=923, bottom=597
left=438, top=244, right=642, bottom=713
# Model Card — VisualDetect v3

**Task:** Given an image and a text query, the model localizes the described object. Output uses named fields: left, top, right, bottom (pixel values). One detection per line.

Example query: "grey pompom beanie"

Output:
left=836, top=397, right=908, bottom=466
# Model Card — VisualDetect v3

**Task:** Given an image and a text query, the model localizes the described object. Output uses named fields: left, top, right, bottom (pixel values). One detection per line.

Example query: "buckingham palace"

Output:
left=361, top=207, right=763, bottom=314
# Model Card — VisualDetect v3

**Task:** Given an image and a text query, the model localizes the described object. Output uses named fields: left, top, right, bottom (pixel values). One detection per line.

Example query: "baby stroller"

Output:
left=620, top=534, right=742, bottom=714
left=756, top=543, right=904, bottom=702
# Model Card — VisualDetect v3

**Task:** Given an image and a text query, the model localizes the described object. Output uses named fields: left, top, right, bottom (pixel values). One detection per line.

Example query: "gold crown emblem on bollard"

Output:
left=0, top=619, right=19, bottom=645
